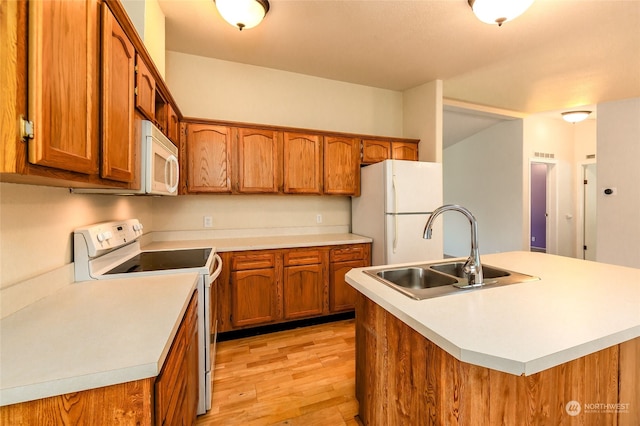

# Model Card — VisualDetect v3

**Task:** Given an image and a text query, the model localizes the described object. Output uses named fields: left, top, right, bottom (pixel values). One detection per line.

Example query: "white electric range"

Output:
left=73, top=219, right=221, bottom=415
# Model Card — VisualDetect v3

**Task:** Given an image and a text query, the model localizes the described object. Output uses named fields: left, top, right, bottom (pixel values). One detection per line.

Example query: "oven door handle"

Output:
left=209, top=253, right=223, bottom=284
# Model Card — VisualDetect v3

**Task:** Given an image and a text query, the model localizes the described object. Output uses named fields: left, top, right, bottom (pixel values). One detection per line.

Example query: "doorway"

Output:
left=530, top=163, right=548, bottom=253
left=582, top=164, right=597, bottom=260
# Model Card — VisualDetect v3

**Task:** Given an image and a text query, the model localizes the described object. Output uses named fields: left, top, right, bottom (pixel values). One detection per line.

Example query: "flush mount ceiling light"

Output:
left=561, top=111, right=592, bottom=123
left=215, top=0, right=270, bottom=31
left=468, top=0, right=535, bottom=26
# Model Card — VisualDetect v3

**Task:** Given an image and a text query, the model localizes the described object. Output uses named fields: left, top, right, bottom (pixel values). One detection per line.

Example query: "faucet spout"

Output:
left=423, top=204, right=483, bottom=286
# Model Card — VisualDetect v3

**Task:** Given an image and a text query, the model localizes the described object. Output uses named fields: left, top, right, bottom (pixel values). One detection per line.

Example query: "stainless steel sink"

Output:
left=365, top=260, right=539, bottom=300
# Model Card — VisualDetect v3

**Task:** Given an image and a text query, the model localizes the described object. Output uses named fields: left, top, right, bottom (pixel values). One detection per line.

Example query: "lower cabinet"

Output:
left=0, top=290, right=199, bottom=425
left=219, top=243, right=371, bottom=333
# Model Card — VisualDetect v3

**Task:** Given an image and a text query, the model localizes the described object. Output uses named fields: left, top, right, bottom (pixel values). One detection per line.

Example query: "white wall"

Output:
left=0, top=183, right=153, bottom=288
left=166, top=51, right=403, bottom=136
left=522, top=115, right=577, bottom=258
left=443, top=120, right=524, bottom=256
left=121, top=0, right=166, bottom=78
left=403, top=80, right=443, bottom=163
left=596, top=97, right=640, bottom=268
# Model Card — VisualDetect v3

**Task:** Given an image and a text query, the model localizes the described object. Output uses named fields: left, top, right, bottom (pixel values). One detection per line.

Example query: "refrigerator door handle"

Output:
left=392, top=175, right=398, bottom=253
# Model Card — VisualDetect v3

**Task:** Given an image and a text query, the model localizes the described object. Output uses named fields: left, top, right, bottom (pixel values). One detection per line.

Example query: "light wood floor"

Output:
left=196, top=319, right=360, bottom=426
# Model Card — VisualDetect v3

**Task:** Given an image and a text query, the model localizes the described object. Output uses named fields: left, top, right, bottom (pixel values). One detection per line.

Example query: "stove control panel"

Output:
left=74, top=219, right=144, bottom=258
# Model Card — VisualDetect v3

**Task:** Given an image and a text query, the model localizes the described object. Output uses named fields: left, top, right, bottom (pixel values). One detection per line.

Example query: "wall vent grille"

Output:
left=534, top=152, right=555, bottom=159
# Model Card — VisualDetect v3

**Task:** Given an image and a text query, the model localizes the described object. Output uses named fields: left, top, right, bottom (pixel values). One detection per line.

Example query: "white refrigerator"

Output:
left=352, top=160, right=443, bottom=266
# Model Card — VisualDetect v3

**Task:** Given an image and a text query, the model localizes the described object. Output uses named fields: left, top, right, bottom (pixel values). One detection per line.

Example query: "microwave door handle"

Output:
left=165, top=154, right=179, bottom=193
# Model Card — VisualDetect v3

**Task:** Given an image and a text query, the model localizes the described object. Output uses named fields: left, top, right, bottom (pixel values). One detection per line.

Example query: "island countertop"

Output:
left=345, top=251, right=640, bottom=376
left=0, top=272, right=198, bottom=406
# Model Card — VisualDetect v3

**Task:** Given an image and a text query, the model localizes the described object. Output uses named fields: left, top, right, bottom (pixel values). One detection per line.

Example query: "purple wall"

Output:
left=530, top=163, right=547, bottom=250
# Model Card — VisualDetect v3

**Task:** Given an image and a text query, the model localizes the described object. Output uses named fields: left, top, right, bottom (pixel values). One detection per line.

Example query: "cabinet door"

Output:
left=362, top=140, right=391, bottom=164
left=391, top=142, right=419, bottom=161
left=324, top=136, right=360, bottom=196
left=167, top=105, right=179, bottom=143
left=186, top=124, right=232, bottom=193
left=283, top=132, right=322, bottom=194
left=100, top=4, right=135, bottom=183
left=330, top=260, right=366, bottom=312
left=231, top=268, right=278, bottom=327
left=135, top=54, right=155, bottom=121
left=235, top=128, right=281, bottom=193
left=283, top=264, right=324, bottom=320
left=27, top=0, right=99, bottom=175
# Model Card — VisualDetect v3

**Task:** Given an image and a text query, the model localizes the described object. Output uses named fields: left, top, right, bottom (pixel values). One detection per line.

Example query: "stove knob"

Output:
left=97, top=232, right=106, bottom=242
left=104, top=231, right=113, bottom=240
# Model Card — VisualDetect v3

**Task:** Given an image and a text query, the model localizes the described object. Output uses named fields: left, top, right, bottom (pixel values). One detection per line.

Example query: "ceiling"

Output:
left=158, top=0, right=639, bottom=143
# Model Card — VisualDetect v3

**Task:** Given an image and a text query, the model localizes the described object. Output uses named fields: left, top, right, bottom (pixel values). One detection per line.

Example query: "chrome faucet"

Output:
left=423, top=205, right=484, bottom=287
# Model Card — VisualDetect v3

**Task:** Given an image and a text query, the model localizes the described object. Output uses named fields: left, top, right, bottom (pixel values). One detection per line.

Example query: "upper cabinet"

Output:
left=362, top=139, right=419, bottom=164
left=134, top=53, right=155, bottom=121
left=101, top=3, right=136, bottom=183
left=27, top=0, right=100, bottom=175
left=185, top=123, right=232, bottom=193
left=283, top=132, right=322, bottom=194
left=235, top=128, right=281, bottom=193
left=324, top=136, right=360, bottom=196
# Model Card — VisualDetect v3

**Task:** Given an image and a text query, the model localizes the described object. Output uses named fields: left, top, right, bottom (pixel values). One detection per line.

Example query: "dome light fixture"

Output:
left=561, top=111, right=592, bottom=123
left=468, top=0, right=535, bottom=26
left=215, top=0, right=270, bottom=31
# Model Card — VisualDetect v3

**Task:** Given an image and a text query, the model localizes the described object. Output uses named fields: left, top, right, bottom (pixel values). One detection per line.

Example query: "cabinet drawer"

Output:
left=284, top=249, right=322, bottom=266
left=232, top=253, right=276, bottom=271
left=330, top=245, right=367, bottom=262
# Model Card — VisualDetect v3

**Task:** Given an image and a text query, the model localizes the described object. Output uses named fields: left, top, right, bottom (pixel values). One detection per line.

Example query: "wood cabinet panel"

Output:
left=232, top=252, right=276, bottom=271
left=283, top=249, right=322, bottom=266
left=391, top=141, right=418, bottom=161
left=324, top=136, right=360, bottom=196
left=186, top=124, right=232, bottom=193
left=329, top=260, right=363, bottom=313
left=283, top=132, right=322, bottom=194
left=167, top=104, right=179, bottom=143
left=100, top=3, right=135, bottom=183
left=135, top=53, right=155, bottom=121
left=283, top=264, right=324, bottom=320
left=356, top=294, right=629, bottom=426
left=231, top=268, right=279, bottom=327
left=330, top=245, right=368, bottom=263
left=362, top=140, right=391, bottom=164
left=27, top=0, right=99, bottom=175
left=235, top=128, right=281, bottom=193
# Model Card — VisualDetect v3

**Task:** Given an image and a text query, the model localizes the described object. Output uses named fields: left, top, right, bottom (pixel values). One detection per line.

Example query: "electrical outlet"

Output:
left=316, top=214, right=323, bottom=224
left=203, top=216, right=213, bottom=228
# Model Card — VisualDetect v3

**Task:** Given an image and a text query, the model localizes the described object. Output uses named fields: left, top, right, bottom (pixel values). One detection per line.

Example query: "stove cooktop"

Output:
left=105, top=248, right=213, bottom=274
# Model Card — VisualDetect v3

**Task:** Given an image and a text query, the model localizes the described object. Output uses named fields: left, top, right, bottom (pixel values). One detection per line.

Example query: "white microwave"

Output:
left=73, top=121, right=179, bottom=196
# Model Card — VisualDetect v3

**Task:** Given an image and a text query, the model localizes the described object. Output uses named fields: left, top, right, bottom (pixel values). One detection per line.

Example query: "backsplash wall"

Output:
left=0, top=182, right=153, bottom=289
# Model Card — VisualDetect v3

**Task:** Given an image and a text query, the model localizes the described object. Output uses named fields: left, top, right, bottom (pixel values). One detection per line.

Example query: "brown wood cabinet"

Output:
left=361, top=139, right=419, bottom=164
left=230, top=252, right=281, bottom=327
left=324, top=136, right=360, bottom=196
left=355, top=293, right=639, bottom=426
left=329, top=244, right=370, bottom=312
left=235, top=128, right=282, bottom=193
left=185, top=123, right=232, bottom=193
left=27, top=0, right=100, bottom=175
left=100, top=3, right=136, bottom=183
left=218, top=243, right=371, bottom=333
left=166, top=104, right=179, bottom=143
left=283, top=132, right=323, bottom=194
left=135, top=53, right=155, bottom=121
left=283, top=249, right=326, bottom=319
left=0, top=290, right=198, bottom=425
left=155, top=291, right=198, bottom=424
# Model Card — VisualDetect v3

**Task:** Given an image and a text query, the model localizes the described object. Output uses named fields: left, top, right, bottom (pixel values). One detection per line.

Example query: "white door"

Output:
left=384, top=161, right=442, bottom=214
left=583, top=164, right=597, bottom=261
left=384, top=214, right=443, bottom=264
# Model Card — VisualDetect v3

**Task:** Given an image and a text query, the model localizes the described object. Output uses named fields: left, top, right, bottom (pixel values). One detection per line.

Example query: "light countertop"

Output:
left=144, top=232, right=372, bottom=253
left=0, top=272, right=198, bottom=406
left=346, top=251, right=640, bottom=376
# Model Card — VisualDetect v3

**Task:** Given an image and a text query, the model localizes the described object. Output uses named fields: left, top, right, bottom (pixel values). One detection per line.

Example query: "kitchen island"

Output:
left=346, top=251, right=639, bottom=425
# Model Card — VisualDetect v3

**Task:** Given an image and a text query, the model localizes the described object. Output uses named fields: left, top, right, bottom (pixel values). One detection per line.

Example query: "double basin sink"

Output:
left=364, top=260, right=539, bottom=300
